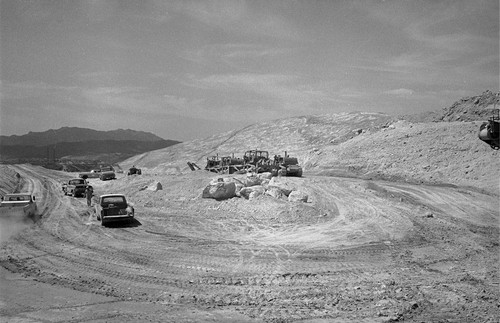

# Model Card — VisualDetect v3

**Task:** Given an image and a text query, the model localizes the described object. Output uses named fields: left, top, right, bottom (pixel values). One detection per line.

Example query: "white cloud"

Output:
left=384, top=88, right=414, bottom=96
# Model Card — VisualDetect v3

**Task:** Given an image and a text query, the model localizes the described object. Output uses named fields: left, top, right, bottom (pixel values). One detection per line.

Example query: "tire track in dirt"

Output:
left=1, top=165, right=498, bottom=322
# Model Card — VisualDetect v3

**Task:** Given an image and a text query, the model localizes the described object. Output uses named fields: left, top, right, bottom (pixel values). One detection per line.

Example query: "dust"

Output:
left=0, top=217, right=32, bottom=243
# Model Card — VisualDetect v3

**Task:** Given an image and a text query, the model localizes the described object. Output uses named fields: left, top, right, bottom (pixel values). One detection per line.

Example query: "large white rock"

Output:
left=147, top=181, right=163, bottom=191
left=265, top=186, right=284, bottom=199
left=245, top=175, right=261, bottom=187
left=202, top=182, right=236, bottom=200
left=239, top=185, right=266, bottom=199
left=288, top=190, right=308, bottom=202
left=268, top=177, right=295, bottom=196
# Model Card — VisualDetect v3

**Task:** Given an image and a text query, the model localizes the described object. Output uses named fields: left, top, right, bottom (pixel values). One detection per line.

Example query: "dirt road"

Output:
left=1, top=165, right=498, bottom=322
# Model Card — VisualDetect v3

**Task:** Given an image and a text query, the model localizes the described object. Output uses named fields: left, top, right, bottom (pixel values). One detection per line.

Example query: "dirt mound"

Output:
left=122, top=112, right=395, bottom=174
left=122, top=95, right=499, bottom=193
left=403, top=90, right=500, bottom=123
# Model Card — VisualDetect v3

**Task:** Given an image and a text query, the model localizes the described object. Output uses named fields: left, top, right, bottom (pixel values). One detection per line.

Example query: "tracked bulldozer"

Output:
left=273, top=151, right=303, bottom=177
left=204, top=154, right=248, bottom=174
left=191, top=150, right=303, bottom=177
left=243, top=150, right=275, bottom=173
left=478, top=108, right=499, bottom=149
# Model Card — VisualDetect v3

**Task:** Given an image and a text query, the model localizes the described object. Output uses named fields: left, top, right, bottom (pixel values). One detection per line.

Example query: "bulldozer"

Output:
left=243, top=150, right=275, bottom=173
left=204, top=154, right=248, bottom=174
left=478, top=108, right=499, bottom=149
left=273, top=151, right=303, bottom=177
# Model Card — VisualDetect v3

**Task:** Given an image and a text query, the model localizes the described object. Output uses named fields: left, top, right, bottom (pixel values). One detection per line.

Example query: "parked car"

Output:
left=100, top=171, right=116, bottom=181
left=62, top=178, right=87, bottom=197
left=79, top=169, right=101, bottom=179
left=95, top=194, right=134, bottom=226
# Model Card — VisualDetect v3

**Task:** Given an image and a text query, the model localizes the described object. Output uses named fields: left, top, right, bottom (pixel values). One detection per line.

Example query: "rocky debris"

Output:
left=201, top=174, right=308, bottom=203
left=265, top=186, right=284, bottom=199
left=202, top=179, right=236, bottom=200
left=267, top=177, right=295, bottom=196
left=147, top=181, right=163, bottom=191
left=239, top=185, right=266, bottom=200
left=288, top=190, right=308, bottom=202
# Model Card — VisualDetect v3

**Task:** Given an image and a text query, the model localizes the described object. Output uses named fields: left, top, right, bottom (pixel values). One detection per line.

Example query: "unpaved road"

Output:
left=1, top=164, right=498, bottom=322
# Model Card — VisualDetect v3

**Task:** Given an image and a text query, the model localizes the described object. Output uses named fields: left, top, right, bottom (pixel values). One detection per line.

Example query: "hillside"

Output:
left=122, top=92, right=499, bottom=193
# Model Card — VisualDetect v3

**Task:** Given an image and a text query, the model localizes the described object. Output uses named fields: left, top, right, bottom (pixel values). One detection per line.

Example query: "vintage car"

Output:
left=99, top=171, right=116, bottom=181
left=95, top=194, right=134, bottom=226
left=62, top=178, right=87, bottom=197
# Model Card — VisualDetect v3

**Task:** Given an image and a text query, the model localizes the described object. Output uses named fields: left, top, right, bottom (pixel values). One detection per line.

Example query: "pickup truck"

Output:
left=0, top=193, right=38, bottom=218
left=62, top=178, right=87, bottom=197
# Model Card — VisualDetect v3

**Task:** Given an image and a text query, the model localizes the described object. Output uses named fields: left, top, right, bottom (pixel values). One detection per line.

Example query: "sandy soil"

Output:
left=1, top=164, right=498, bottom=322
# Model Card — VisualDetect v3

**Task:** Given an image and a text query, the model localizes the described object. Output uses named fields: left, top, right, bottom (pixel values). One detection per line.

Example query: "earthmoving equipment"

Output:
left=204, top=154, right=248, bottom=174
left=273, top=151, right=303, bottom=177
left=478, top=108, right=499, bottom=149
left=187, top=162, right=201, bottom=171
left=243, top=150, right=275, bottom=173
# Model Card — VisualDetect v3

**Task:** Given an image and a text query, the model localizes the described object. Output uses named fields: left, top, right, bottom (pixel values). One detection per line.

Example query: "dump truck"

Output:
left=0, top=193, right=38, bottom=218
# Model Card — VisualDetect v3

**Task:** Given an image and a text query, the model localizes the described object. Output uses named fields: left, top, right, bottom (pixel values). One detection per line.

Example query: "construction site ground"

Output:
left=0, top=163, right=498, bottom=323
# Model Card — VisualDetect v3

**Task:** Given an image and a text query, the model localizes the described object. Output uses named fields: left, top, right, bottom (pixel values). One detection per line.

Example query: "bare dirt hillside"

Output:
left=1, top=93, right=499, bottom=322
left=123, top=97, right=499, bottom=193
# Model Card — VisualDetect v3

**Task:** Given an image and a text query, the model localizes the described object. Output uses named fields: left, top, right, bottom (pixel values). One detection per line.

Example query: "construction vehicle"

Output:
left=478, top=108, right=499, bottom=149
left=204, top=154, right=248, bottom=174
left=273, top=151, right=303, bottom=177
left=192, top=150, right=303, bottom=176
left=243, top=150, right=275, bottom=173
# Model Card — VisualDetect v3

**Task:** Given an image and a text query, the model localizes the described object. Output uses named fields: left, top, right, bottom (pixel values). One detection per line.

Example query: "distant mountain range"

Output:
left=0, top=127, right=181, bottom=166
left=0, top=127, right=167, bottom=146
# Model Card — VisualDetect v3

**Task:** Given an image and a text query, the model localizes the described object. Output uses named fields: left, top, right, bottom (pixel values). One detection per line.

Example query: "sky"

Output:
left=0, top=0, right=498, bottom=141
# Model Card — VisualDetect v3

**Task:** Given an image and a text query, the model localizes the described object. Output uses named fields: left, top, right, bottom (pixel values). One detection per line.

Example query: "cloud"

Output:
left=384, top=88, right=414, bottom=96
left=172, top=0, right=302, bottom=40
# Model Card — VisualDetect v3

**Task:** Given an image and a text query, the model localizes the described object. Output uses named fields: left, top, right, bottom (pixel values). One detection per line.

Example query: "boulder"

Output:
left=147, top=182, right=163, bottom=191
left=265, top=186, right=284, bottom=199
left=245, top=174, right=261, bottom=187
left=288, top=190, right=308, bottom=202
left=258, top=172, right=273, bottom=180
left=234, top=183, right=245, bottom=197
left=239, top=185, right=266, bottom=199
left=268, top=177, right=295, bottom=196
left=202, top=182, right=236, bottom=200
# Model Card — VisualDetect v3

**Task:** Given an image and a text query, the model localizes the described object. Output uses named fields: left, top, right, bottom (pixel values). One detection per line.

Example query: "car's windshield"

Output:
left=70, top=179, right=85, bottom=185
left=102, top=196, right=125, bottom=204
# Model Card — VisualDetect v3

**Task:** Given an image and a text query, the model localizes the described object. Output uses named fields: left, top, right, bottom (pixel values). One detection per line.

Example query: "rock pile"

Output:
left=202, top=172, right=308, bottom=203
